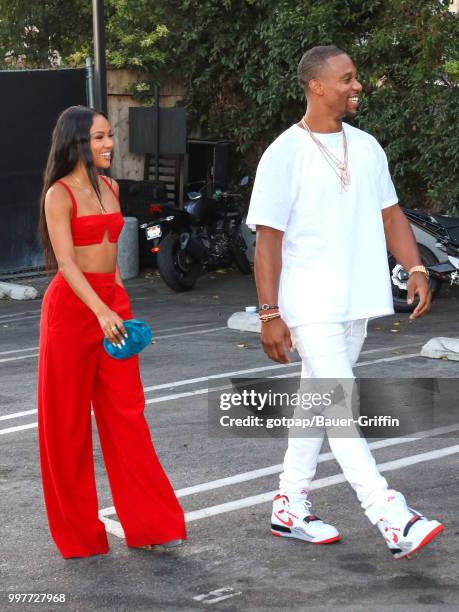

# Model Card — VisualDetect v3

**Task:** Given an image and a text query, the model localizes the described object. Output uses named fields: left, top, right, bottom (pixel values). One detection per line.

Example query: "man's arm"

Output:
left=382, top=204, right=431, bottom=319
left=254, top=226, right=293, bottom=363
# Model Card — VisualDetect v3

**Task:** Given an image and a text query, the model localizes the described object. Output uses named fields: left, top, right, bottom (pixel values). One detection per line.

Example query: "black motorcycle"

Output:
left=141, top=177, right=251, bottom=291
left=389, top=207, right=459, bottom=312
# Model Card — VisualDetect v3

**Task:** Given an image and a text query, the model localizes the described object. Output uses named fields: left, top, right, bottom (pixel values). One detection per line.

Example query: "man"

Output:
left=246, top=45, right=444, bottom=559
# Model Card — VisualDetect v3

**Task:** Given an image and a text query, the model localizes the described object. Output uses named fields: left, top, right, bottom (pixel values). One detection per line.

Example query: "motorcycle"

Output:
left=141, top=177, right=251, bottom=292
left=389, top=207, right=459, bottom=312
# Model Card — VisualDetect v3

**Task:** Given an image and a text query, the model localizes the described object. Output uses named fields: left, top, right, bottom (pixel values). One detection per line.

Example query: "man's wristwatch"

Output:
left=258, top=304, right=279, bottom=311
left=408, top=265, right=429, bottom=281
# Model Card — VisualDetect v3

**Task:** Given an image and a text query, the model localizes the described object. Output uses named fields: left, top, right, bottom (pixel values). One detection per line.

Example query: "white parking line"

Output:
left=0, top=351, right=424, bottom=433
left=0, top=347, right=39, bottom=356
left=0, top=323, right=220, bottom=358
left=184, top=444, right=459, bottom=523
left=0, top=326, right=228, bottom=364
left=0, top=384, right=230, bottom=426
left=0, top=422, right=39, bottom=435
left=170, top=423, right=459, bottom=495
left=0, top=409, right=39, bottom=421
left=277, top=352, right=421, bottom=379
left=99, top=516, right=125, bottom=539
left=1, top=343, right=421, bottom=422
left=143, top=352, right=420, bottom=404
left=97, top=423, right=459, bottom=518
left=100, top=444, right=459, bottom=537
left=150, top=322, right=224, bottom=334
left=0, top=353, right=39, bottom=364
left=155, top=326, right=227, bottom=340
left=0, top=314, right=41, bottom=325
left=193, top=587, right=242, bottom=605
left=0, top=310, right=40, bottom=319
left=356, top=352, right=422, bottom=367
left=143, top=361, right=301, bottom=393
left=142, top=343, right=422, bottom=393
left=0, top=340, right=422, bottom=360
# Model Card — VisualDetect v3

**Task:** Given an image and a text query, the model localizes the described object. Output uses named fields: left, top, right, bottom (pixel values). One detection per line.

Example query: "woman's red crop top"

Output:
left=55, top=176, right=124, bottom=246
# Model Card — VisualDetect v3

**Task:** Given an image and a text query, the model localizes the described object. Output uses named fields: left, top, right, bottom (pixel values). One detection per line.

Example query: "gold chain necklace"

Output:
left=300, top=116, right=351, bottom=191
left=69, top=173, right=106, bottom=213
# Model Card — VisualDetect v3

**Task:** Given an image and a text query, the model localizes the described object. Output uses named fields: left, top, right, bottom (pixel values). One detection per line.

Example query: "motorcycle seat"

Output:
left=431, top=214, right=459, bottom=229
left=443, top=227, right=459, bottom=245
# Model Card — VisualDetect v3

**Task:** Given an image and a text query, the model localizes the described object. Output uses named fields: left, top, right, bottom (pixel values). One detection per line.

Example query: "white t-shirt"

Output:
left=246, top=122, right=397, bottom=327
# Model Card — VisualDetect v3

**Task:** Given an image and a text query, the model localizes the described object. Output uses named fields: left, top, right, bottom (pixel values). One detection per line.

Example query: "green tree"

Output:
left=1, top=0, right=457, bottom=212
left=0, top=0, right=92, bottom=67
left=0, top=0, right=168, bottom=97
left=162, top=0, right=459, bottom=213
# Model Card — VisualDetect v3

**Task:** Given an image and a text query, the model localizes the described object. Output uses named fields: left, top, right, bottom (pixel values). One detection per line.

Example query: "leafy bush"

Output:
left=163, top=0, right=459, bottom=213
left=1, top=0, right=457, bottom=212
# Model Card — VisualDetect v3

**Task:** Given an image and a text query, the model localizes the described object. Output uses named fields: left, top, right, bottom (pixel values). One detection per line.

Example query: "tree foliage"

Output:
left=0, top=0, right=92, bottom=67
left=0, top=0, right=167, bottom=74
left=1, top=0, right=457, bottom=212
left=163, top=0, right=459, bottom=213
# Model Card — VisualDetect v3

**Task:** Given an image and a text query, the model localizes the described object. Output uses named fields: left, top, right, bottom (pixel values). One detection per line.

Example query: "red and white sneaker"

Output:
left=376, top=492, right=444, bottom=560
left=271, top=494, right=340, bottom=544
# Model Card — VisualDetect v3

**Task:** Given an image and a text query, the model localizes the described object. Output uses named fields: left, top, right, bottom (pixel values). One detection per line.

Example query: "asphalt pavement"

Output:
left=1, top=268, right=458, bottom=612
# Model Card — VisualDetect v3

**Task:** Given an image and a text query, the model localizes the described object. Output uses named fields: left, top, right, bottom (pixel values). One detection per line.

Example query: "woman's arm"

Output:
left=109, top=178, right=125, bottom=289
left=109, top=176, right=119, bottom=194
left=109, top=176, right=120, bottom=206
left=45, top=184, right=127, bottom=345
left=115, top=264, right=124, bottom=288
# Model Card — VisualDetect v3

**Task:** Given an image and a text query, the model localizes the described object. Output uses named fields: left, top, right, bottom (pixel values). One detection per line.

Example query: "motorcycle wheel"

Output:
left=157, top=232, right=199, bottom=292
left=388, top=244, right=440, bottom=313
left=230, top=235, right=252, bottom=275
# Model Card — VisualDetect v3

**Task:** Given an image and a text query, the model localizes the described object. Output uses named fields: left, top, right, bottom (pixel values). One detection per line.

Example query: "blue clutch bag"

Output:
left=103, top=319, right=153, bottom=360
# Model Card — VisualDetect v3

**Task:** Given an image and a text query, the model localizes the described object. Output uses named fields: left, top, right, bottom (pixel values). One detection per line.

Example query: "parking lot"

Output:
left=1, top=269, right=458, bottom=611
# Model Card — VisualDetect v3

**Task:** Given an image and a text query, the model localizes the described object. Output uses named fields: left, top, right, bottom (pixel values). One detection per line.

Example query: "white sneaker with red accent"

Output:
left=271, top=494, right=340, bottom=544
left=376, top=492, right=444, bottom=560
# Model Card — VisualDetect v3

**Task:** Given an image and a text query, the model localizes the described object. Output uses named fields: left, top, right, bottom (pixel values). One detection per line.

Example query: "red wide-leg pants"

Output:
left=37, top=271, right=186, bottom=559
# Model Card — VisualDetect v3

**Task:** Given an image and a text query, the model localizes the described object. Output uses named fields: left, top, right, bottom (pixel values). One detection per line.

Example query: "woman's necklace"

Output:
left=69, top=173, right=107, bottom=213
left=300, top=116, right=351, bottom=192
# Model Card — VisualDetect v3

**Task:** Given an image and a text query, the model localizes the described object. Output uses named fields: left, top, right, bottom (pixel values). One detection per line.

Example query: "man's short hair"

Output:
left=298, top=45, right=348, bottom=92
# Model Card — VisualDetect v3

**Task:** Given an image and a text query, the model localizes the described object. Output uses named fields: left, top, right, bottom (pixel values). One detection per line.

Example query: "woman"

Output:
left=37, top=105, right=186, bottom=559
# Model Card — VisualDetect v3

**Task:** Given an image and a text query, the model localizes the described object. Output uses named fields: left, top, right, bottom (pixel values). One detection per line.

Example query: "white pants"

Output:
left=279, top=319, right=396, bottom=524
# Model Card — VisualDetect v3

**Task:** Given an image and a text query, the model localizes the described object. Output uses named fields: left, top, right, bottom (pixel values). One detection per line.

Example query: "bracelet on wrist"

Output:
left=259, top=312, right=281, bottom=323
left=258, top=304, right=279, bottom=312
left=408, top=265, right=429, bottom=281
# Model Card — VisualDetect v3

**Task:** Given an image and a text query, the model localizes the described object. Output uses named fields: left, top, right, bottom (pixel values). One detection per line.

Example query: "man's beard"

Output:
left=343, top=108, right=359, bottom=120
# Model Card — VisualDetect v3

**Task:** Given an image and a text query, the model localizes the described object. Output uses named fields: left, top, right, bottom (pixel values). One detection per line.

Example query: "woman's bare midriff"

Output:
left=74, top=237, right=118, bottom=273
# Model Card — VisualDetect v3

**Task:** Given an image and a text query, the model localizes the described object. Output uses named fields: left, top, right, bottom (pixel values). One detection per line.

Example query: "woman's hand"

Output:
left=96, top=307, right=128, bottom=347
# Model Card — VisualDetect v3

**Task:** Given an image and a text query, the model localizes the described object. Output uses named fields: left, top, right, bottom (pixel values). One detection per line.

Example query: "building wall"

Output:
left=107, top=69, right=185, bottom=180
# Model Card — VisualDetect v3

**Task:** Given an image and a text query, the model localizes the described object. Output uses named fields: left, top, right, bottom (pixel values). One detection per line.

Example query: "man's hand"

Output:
left=382, top=204, right=433, bottom=322
left=261, top=317, right=293, bottom=363
left=407, top=272, right=431, bottom=320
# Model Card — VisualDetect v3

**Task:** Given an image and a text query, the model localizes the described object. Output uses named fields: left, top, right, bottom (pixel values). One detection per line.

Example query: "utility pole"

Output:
left=85, top=57, right=95, bottom=108
left=92, top=0, right=108, bottom=115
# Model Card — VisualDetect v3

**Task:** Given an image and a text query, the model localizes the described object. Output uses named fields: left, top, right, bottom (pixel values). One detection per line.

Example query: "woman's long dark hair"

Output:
left=39, top=105, right=108, bottom=271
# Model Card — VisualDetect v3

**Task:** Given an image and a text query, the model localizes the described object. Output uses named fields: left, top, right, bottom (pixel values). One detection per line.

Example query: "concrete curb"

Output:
left=227, top=311, right=261, bottom=334
left=420, top=337, right=459, bottom=361
left=0, top=281, right=38, bottom=300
